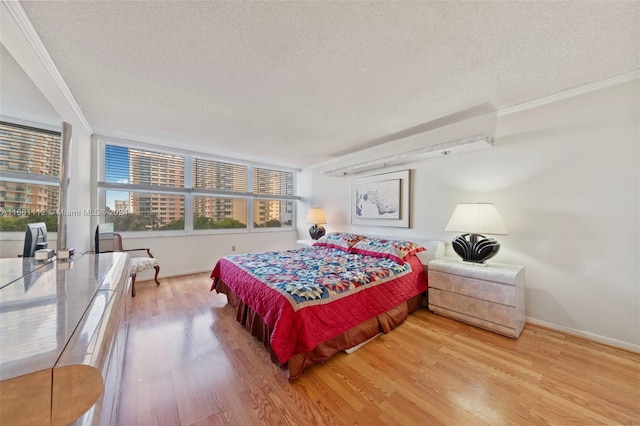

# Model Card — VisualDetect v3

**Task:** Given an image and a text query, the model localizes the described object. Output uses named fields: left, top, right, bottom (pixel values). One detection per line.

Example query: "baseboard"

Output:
left=525, top=316, right=640, bottom=354
left=163, top=268, right=213, bottom=278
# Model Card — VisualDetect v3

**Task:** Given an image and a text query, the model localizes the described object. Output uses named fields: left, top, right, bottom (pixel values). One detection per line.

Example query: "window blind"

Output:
left=105, top=145, right=184, bottom=189
left=0, top=122, right=60, bottom=177
left=253, top=168, right=293, bottom=196
left=193, top=158, right=247, bottom=193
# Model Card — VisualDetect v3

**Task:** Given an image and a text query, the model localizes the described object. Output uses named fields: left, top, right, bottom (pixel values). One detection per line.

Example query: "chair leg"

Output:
left=131, top=274, right=137, bottom=297
left=153, top=265, right=160, bottom=286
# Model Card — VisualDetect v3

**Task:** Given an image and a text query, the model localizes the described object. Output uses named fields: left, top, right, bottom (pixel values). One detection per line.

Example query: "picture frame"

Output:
left=351, top=169, right=410, bottom=228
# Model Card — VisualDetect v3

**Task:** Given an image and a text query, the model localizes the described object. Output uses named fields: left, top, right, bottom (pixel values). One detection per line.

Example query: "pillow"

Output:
left=313, top=232, right=367, bottom=252
left=350, top=237, right=425, bottom=264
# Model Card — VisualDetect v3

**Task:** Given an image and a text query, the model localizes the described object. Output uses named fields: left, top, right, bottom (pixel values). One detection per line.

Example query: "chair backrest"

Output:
left=95, top=224, right=115, bottom=253
left=94, top=225, right=124, bottom=253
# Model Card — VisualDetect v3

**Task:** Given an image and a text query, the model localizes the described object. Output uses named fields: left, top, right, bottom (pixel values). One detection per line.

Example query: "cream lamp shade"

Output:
left=445, top=203, right=507, bottom=235
left=445, top=203, right=507, bottom=264
left=306, top=207, right=327, bottom=225
left=306, top=207, right=327, bottom=240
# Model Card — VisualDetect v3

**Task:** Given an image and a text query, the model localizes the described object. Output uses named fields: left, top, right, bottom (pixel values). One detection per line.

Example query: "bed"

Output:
left=210, top=233, right=444, bottom=380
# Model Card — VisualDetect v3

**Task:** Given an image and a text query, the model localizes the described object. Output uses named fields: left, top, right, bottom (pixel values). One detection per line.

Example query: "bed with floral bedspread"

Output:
left=210, top=233, right=429, bottom=380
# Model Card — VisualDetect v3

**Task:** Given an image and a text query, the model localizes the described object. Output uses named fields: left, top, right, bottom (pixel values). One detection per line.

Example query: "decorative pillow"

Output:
left=312, top=232, right=367, bottom=252
left=350, top=237, right=425, bottom=264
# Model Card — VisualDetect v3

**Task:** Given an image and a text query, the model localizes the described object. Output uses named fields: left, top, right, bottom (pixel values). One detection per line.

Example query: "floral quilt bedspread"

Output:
left=210, top=246, right=427, bottom=364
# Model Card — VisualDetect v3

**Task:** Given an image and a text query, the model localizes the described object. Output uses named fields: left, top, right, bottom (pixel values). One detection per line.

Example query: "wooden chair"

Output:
left=113, top=233, right=160, bottom=297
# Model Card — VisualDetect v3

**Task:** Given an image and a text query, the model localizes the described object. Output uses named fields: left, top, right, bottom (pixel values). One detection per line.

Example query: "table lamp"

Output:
left=306, top=207, right=327, bottom=240
left=445, top=203, right=507, bottom=264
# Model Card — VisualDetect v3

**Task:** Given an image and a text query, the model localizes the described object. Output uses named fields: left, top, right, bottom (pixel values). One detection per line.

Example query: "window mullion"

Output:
left=184, top=155, right=193, bottom=232
left=247, top=166, right=254, bottom=232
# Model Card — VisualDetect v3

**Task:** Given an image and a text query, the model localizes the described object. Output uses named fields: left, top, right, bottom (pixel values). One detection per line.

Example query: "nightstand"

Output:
left=296, top=239, right=315, bottom=248
left=428, top=257, right=525, bottom=338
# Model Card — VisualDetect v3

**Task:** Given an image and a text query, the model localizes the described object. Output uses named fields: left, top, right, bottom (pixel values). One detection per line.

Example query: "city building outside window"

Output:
left=97, top=139, right=298, bottom=233
left=0, top=121, right=60, bottom=232
left=253, top=167, right=294, bottom=228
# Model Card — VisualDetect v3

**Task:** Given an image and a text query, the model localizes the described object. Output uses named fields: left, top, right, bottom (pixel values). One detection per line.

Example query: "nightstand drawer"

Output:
left=429, top=305, right=519, bottom=337
left=429, top=270, right=516, bottom=306
left=429, top=288, right=516, bottom=328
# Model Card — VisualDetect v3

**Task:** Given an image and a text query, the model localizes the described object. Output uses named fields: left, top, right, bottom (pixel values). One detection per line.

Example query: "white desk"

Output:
left=0, top=253, right=130, bottom=425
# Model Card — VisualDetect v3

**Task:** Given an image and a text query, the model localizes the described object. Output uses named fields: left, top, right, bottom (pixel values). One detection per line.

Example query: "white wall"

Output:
left=128, top=230, right=297, bottom=280
left=299, top=78, right=640, bottom=351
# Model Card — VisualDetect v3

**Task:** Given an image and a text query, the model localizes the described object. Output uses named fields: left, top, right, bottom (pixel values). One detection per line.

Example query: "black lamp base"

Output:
left=451, top=233, right=500, bottom=264
left=309, top=224, right=325, bottom=240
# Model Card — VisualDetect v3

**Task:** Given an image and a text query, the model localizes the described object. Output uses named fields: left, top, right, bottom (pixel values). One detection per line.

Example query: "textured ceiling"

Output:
left=11, top=1, right=640, bottom=168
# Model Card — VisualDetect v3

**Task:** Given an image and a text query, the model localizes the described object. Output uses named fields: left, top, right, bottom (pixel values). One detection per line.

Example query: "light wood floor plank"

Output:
left=118, top=273, right=640, bottom=425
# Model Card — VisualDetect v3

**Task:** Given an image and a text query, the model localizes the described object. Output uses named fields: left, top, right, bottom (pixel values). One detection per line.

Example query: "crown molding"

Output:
left=497, top=70, right=640, bottom=117
left=2, top=0, right=92, bottom=134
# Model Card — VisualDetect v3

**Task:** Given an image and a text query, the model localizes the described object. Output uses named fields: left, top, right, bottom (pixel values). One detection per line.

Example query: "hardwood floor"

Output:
left=118, top=273, right=640, bottom=426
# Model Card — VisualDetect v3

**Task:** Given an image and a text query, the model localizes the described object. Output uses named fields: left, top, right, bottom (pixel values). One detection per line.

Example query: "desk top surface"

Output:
left=0, top=253, right=129, bottom=381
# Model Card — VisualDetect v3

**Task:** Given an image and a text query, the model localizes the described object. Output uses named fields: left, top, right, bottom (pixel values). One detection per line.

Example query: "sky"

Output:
left=105, top=145, right=129, bottom=209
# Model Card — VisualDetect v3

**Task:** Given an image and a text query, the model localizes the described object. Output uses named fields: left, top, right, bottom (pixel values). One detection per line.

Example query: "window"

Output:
left=193, top=196, right=248, bottom=230
left=0, top=122, right=60, bottom=231
left=253, top=168, right=294, bottom=228
left=102, top=145, right=186, bottom=231
left=97, top=139, right=298, bottom=233
left=192, top=158, right=249, bottom=230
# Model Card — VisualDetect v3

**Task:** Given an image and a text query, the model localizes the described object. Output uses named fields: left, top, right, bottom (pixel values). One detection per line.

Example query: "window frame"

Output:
left=95, top=136, right=299, bottom=236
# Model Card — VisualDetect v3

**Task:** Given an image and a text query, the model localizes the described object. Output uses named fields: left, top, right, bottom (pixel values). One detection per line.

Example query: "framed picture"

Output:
left=351, top=169, right=410, bottom=228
